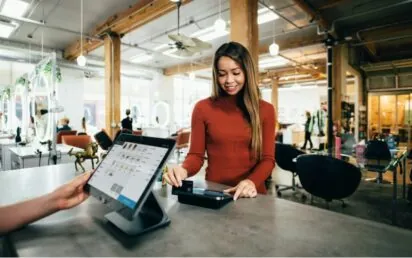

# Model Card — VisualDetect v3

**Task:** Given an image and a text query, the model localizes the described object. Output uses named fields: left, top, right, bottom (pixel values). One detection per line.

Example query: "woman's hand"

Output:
left=163, top=165, right=188, bottom=187
left=50, top=172, right=92, bottom=210
left=224, top=179, right=257, bottom=200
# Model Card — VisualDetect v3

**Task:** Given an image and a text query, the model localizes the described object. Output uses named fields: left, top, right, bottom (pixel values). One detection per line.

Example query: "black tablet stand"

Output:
left=104, top=191, right=170, bottom=236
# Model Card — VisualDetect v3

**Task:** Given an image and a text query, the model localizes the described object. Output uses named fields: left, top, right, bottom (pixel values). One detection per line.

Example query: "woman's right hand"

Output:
left=163, top=165, right=188, bottom=187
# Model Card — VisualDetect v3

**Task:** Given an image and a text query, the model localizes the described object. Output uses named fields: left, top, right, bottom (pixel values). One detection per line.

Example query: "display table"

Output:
left=0, top=138, right=17, bottom=170
left=8, top=144, right=82, bottom=169
left=1, top=164, right=412, bottom=256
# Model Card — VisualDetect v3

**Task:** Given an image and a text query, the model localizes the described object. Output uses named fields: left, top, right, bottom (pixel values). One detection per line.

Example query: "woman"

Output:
left=164, top=42, right=276, bottom=200
left=301, top=111, right=313, bottom=150
left=0, top=172, right=91, bottom=234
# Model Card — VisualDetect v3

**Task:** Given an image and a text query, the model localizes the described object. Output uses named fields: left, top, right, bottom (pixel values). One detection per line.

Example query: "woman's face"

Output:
left=217, top=56, right=245, bottom=96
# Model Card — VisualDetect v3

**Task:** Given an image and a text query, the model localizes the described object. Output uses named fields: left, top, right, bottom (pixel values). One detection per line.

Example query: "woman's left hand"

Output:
left=223, top=179, right=257, bottom=200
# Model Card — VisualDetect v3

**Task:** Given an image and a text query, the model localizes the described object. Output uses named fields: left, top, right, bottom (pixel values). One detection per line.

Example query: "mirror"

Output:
left=151, top=101, right=170, bottom=128
left=132, top=104, right=142, bottom=128
left=1, top=94, right=9, bottom=133
left=31, top=74, right=51, bottom=142
left=13, top=84, right=26, bottom=130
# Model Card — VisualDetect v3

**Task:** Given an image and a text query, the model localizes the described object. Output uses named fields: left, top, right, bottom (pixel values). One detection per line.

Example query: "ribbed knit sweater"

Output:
left=182, top=96, right=276, bottom=193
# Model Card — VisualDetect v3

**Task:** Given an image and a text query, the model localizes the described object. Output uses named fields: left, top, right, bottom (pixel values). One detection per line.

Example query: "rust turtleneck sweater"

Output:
left=182, top=96, right=276, bottom=194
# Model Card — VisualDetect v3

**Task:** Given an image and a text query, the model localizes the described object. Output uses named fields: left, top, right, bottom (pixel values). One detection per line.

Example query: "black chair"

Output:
left=364, top=140, right=392, bottom=184
left=296, top=154, right=361, bottom=208
left=274, top=143, right=306, bottom=199
left=94, top=130, right=113, bottom=151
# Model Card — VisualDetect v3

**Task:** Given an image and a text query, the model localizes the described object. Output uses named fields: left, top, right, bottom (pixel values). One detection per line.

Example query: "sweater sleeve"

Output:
left=247, top=104, right=276, bottom=190
left=182, top=101, right=206, bottom=177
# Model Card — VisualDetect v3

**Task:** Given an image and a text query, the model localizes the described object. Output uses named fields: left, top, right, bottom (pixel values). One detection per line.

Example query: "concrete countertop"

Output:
left=1, top=164, right=412, bottom=256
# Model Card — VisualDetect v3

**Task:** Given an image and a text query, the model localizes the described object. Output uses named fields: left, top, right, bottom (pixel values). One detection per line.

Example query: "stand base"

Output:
left=104, top=192, right=170, bottom=236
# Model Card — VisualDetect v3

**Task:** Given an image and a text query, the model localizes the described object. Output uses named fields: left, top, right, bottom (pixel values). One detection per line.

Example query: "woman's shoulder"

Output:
left=259, top=99, right=274, bottom=110
left=194, top=97, right=213, bottom=108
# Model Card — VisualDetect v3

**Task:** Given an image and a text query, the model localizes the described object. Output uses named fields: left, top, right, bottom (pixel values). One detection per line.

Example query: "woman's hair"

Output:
left=211, top=41, right=262, bottom=159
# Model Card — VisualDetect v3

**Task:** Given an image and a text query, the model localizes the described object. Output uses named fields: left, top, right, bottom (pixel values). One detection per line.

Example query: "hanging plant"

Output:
left=1, top=87, right=12, bottom=100
left=40, top=61, right=62, bottom=83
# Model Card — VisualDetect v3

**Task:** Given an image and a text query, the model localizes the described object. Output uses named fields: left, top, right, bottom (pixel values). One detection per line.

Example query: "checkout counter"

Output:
left=1, top=164, right=412, bottom=256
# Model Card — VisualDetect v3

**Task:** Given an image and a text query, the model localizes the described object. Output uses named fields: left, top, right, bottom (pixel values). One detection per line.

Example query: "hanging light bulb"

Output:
left=214, top=18, right=226, bottom=32
left=77, top=55, right=86, bottom=67
left=77, top=0, right=87, bottom=67
left=269, top=42, right=279, bottom=56
left=189, top=72, right=195, bottom=80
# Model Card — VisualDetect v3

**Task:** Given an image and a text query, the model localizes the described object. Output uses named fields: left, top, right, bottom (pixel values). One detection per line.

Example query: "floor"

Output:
left=270, top=163, right=412, bottom=230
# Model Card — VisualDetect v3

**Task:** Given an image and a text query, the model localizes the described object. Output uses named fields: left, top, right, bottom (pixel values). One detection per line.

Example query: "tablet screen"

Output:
left=88, top=141, right=169, bottom=209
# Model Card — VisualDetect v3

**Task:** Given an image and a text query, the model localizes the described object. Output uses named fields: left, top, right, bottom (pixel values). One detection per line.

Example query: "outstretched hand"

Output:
left=51, top=172, right=92, bottom=210
left=224, top=179, right=257, bottom=201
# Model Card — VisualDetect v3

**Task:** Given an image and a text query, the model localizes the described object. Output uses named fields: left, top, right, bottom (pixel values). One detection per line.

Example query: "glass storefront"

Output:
left=368, top=93, right=412, bottom=146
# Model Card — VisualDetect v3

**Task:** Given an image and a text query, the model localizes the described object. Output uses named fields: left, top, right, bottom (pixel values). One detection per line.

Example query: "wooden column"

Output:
left=271, top=77, right=279, bottom=118
left=332, top=44, right=344, bottom=123
left=230, top=0, right=259, bottom=70
left=104, top=33, right=121, bottom=138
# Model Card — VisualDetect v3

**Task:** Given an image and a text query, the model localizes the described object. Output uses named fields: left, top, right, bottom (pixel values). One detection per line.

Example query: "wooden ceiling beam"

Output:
left=318, top=0, right=353, bottom=10
left=64, top=0, right=192, bottom=61
left=292, top=0, right=328, bottom=30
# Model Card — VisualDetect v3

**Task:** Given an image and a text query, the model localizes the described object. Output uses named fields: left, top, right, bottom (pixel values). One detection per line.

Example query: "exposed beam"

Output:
left=64, top=0, right=192, bottom=61
left=318, top=0, right=352, bottom=10
left=293, top=0, right=328, bottom=30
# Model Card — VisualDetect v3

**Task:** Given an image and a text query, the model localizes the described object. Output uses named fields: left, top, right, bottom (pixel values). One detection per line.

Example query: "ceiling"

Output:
left=0, top=0, right=410, bottom=80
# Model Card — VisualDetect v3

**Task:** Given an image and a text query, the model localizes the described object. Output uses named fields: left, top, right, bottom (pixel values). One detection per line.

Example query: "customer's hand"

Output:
left=224, top=179, right=257, bottom=201
left=51, top=172, right=92, bottom=210
left=164, top=165, right=188, bottom=187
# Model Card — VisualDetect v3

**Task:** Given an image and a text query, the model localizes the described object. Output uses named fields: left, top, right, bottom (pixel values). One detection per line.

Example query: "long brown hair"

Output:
left=211, top=42, right=262, bottom=159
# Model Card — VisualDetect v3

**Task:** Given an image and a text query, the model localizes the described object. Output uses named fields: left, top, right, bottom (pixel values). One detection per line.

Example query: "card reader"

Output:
left=172, top=180, right=233, bottom=209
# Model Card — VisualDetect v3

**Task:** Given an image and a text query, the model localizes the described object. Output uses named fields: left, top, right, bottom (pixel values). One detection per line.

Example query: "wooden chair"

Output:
left=176, top=131, right=191, bottom=163
left=62, top=135, right=92, bottom=150
left=56, top=130, right=77, bottom=144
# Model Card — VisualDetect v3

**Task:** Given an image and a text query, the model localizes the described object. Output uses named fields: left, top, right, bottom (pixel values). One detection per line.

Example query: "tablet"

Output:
left=85, top=134, right=175, bottom=218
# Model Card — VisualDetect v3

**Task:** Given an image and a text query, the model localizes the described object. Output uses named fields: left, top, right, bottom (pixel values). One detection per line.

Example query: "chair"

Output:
left=175, top=131, right=191, bottom=163
left=56, top=130, right=77, bottom=144
left=296, top=154, right=361, bottom=208
left=62, top=135, right=92, bottom=150
left=274, top=143, right=306, bottom=198
left=94, top=130, right=113, bottom=151
left=132, top=130, right=143, bottom=136
left=364, top=140, right=392, bottom=184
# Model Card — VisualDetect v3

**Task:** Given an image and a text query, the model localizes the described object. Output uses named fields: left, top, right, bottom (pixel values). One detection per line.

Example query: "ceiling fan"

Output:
left=166, top=0, right=212, bottom=57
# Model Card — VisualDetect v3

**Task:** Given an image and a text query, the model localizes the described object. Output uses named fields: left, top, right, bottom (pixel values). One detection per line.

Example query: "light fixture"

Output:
left=214, top=18, right=226, bottom=32
left=77, top=55, right=86, bottom=66
left=269, top=12, right=279, bottom=57
left=214, top=0, right=226, bottom=32
left=0, top=21, right=17, bottom=38
left=77, top=0, right=87, bottom=67
left=269, top=43, right=279, bottom=56
left=2, top=0, right=29, bottom=18
left=257, top=7, right=279, bottom=24
left=170, top=0, right=181, bottom=2
left=190, top=25, right=228, bottom=42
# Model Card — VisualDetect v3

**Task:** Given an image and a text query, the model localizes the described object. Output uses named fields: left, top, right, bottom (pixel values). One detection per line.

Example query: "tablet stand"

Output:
left=104, top=191, right=170, bottom=236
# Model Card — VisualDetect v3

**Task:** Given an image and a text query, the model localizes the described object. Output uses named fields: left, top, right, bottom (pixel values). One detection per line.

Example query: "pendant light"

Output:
left=77, top=0, right=87, bottom=67
left=214, top=0, right=226, bottom=32
left=269, top=8, right=279, bottom=56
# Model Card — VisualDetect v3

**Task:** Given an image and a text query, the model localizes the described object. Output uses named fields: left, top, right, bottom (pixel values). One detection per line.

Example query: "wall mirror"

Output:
left=31, top=74, right=51, bottom=142
left=151, top=101, right=170, bottom=128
